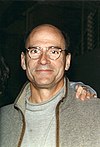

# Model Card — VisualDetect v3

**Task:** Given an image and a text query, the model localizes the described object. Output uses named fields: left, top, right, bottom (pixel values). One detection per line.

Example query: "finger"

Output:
left=75, top=85, right=84, bottom=99
left=75, top=84, right=79, bottom=91
left=86, top=91, right=91, bottom=99
left=92, top=94, right=97, bottom=98
left=86, top=90, right=97, bottom=98
left=87, top=92, right=97, bottom=98
left=81, top=87, right=92, bottom=99
left=79, top=89, right=87, bottom=101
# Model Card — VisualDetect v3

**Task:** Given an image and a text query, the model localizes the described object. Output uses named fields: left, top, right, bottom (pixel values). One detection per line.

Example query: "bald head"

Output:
left=21, top=23, right=71, bottom=91
left=25, top=24, right=69, bottom=50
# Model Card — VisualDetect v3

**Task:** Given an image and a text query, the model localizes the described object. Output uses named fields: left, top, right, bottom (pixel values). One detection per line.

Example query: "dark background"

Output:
left=0, top=1, right=100, bottom=105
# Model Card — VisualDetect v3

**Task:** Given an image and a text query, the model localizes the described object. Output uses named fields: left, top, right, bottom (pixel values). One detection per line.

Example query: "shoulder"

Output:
left=0, top=103, right=23, bottom=132
left=71, top=96, right=100, bottom=112
left=75, top=97, right=100, bottom=110
left=0, top=103, right=14, bottom=111
left=72, top=97, right=100, bottom=120
left=60, top=97, right=100, bottom=132
left=0, top=103, right=19, bottom=119
left=61, top=95, right=100, bottom=117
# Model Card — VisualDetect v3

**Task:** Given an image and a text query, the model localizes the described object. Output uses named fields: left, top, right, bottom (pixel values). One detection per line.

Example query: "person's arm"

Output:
left=70, top=81, right=97, bottom=101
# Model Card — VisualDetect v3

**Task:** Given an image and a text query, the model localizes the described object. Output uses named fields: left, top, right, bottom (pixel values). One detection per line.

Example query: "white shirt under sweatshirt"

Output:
left=21, top=87, right=64, bottom=147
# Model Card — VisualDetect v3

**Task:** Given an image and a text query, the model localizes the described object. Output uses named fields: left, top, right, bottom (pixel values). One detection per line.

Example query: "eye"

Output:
left=30, top=48, right=40, bottom=54
left=50, top=48, right=60, bottom=55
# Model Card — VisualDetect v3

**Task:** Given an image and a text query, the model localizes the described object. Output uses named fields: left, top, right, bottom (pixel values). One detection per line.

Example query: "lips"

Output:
left=35, top=65, right=54, bottom=74
left=35, top=67, right=53, bottom=75
left=36, top=69, right=53, bottom=72
left=36, top=66, right=53, bottom=71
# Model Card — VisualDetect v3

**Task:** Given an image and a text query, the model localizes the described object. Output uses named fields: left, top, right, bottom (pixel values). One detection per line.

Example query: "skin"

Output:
left=21, top=24, right=71, bottom=103
left=21, top=24, right=96, bottom=103
left=75, top=85, right=97, bottom=101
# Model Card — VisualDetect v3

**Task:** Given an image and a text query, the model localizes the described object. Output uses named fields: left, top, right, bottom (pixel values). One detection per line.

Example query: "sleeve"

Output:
left=70, top=81, right=97, bottom=96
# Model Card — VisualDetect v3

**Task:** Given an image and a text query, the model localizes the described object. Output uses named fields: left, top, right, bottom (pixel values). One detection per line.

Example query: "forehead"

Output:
left=25, top=25, right=65, bottom=47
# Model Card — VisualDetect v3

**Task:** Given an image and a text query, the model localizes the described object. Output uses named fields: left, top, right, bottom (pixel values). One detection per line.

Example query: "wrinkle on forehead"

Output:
left=25, top=24, right=66, bottom=48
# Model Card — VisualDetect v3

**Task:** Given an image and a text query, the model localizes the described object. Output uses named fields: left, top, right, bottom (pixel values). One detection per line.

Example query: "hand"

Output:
left=75, top=85, right=97, bottom=101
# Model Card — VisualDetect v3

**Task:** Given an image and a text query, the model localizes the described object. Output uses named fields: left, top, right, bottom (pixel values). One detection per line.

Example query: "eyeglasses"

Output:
left=26, top=46, right=66, bottom=60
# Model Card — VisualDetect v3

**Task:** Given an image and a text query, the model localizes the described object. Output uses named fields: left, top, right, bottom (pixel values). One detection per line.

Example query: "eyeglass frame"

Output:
left=25, top=46, right=68, bottom=60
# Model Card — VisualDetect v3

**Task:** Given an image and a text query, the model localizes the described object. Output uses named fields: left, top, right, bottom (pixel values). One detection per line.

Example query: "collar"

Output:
left=14, top=78, right=71, bottom=114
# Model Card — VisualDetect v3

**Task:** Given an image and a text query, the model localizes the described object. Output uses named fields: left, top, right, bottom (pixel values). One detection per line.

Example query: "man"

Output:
left=0, top=24, right=99, bottom=147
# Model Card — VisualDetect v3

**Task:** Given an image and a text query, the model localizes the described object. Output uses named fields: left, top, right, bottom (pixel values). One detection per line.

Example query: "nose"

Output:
left=38, top=52, right=50, bottom=65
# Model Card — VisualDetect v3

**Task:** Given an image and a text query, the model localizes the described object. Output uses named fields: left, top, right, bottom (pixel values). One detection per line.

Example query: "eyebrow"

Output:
left=27, top=46, right=62, bottom=49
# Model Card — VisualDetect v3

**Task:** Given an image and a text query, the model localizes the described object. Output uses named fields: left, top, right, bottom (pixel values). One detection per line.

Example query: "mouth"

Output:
left=35, top=68, right=53, bottom=74
left=36, top=69, right=53, bottom=72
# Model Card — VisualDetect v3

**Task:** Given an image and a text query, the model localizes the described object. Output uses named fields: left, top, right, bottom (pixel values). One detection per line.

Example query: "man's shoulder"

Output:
left=61, top=97, right=100, bottom=128
left=73, top=97, right=100, bottom=117
left=0, top=103, right=21, bottom=124
left=0, top=103, right=16, bottom=115
left=77, top=97, right=100, bottom=106
left=63, top=95, right=100, bottom=116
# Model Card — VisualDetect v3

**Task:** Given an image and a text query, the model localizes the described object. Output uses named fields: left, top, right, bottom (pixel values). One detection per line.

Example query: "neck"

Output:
left=29, top=80, right=64, bottom=103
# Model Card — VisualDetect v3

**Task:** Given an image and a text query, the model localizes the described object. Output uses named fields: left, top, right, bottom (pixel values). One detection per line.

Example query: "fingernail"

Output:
left=87, top=96, right=90, bottom=99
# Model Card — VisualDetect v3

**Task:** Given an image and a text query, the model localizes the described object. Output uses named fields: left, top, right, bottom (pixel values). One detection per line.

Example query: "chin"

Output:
left=34, top=80, right=54, bottom=88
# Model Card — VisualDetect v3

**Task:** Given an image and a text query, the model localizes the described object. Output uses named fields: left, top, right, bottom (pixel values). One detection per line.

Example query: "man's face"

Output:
left=21, top=25, right=71, bottom=89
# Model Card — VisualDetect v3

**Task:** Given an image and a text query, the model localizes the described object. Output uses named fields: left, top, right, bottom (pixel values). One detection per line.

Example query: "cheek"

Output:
left=26, top=58, right=38, bottom=68
left=25, top=60, right=37, bottom=76
left=55, top=58, right=66, bottom=75
left=58, top=56, right=66, bottom=68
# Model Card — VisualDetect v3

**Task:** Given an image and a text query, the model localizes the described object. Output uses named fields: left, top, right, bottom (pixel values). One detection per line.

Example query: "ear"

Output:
left=21, top=52, right=26, bottom=70
left=65, top=53, right=71, bottom=71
